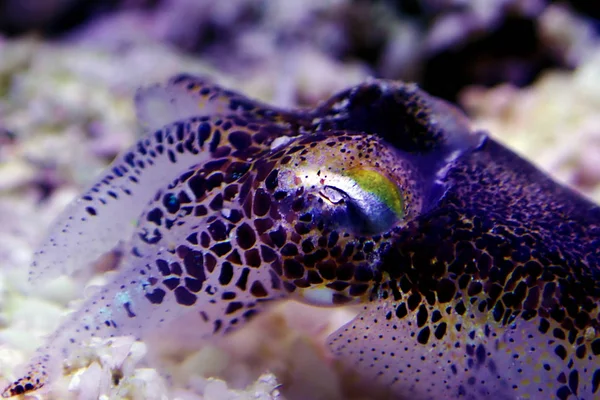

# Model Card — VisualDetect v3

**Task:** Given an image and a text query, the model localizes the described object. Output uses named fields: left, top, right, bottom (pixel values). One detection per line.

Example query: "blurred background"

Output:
left=0, top=1, right=599, bottom=399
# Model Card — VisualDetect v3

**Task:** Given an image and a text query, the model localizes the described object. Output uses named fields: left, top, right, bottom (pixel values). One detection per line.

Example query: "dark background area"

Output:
left=0, top=0, right=599, bottom=101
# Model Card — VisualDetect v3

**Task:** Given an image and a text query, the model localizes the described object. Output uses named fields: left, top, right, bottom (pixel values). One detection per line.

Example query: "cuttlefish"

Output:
left=3, top=75, right=599, bottom=399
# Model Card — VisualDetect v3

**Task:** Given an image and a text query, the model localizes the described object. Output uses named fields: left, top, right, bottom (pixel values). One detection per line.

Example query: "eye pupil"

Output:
left=321, top=186, right=346, bottom=204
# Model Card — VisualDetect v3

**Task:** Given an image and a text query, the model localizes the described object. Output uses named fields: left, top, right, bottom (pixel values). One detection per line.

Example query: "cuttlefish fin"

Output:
left=327, top=299, right=528, bottom=400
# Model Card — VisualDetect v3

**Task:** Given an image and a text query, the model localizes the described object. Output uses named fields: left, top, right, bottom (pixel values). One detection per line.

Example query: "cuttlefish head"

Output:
left=253, top=130, right=432, bottom=306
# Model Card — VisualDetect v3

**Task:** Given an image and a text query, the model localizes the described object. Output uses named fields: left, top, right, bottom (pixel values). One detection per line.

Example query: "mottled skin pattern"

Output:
left=3, top=76, right=599, bottom=399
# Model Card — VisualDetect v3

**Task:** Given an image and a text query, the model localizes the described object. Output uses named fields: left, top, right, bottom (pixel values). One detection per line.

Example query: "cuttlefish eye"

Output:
left=278, top=134, right=423, bottom=238
left=317, top=168, right=405, bottom=235
left=273, top=134, right=423, bottom=306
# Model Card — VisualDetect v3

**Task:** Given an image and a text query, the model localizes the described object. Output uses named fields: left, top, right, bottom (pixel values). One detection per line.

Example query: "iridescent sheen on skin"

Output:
left=3, top=76, right=599, bottom=399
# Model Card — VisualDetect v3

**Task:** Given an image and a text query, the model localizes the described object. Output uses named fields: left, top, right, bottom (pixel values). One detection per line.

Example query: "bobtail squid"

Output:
left=2, top=75, right=599, bottom=399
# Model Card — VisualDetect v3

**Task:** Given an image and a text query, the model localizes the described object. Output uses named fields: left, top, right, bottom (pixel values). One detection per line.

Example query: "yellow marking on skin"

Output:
left=584, top=327, right=596, bottom=341
left=345, top=168, right=404, bottom=217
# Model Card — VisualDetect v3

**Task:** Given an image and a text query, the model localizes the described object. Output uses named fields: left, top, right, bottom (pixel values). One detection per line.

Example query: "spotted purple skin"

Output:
left=3, top=76, right=599, bottom=399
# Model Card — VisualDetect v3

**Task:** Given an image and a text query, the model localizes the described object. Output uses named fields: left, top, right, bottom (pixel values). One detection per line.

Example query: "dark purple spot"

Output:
left=200, top=231, right=211, bottom=248
left=336, top=262, right=354, bottom=280
left=283, top=259, right=304, bottom=279
left=408, top=294, right=424, bottom=314
left=185, top=277, right=203, bottom=293
left=174, top=286, right=196, bottom=306
left=156, top=259, right=170, bottom=276
left=236, top=223, right=256, bottom=250
left=186, top=232, right=198, bottom=245
left=197, top=122, right=211, bottom=146
left=592, top=369, right=599, bottom=393
left=317, top=260, right=336, bottom=280
left=243, top=193, right=253, bottom=218
left=222, top=291, right=236, bottom=300
left=436, top=278, right=456, bottom=303
left=219, top=262, right=234, bottom=285
left=245, top=249, right=261, bottom=268
left=211, top=241, right=232, bottom=256
left=417, top=326, right=430, bottom=344
left=269, top=226, right=286, bottom=248
left=302, top=239, right=315, bottom=253
left=163, top=277, right=180, bottom=290
left=555, top=344, right=567, bottom=360
left=206, top=172, right=224, bottom=190
left=260, top=245, right=277, bottom=262
left=224, top=209, right=243, bottom=223
left=236, top=267, right=250, bottom=290
left=183, top=250, right=205, bottom=281
left=209, top=129, right=221, bottom=153
left=224, top=184, right=239, bottom=201
left=195, top=205, right=208, bottom=216
left=145, top=288, right=166, bottom=304
left=139, top=228, right=162, bottom=244
left=162, top=193, right=180, bottom=214
left=265, top=169, right=278, bottom=191
left=475, top=344, right=486, bottom=365
left=167, top=149, right=176, bottom=163
left=146, top=208, right=163, bottom=226
left=229, top=131, right=252, bottom=150
left=354, top=264, right=373, bottom=282
left=416, top=305, right=428, bottom=327
left=253, top=189, right=271, bottom=217
left=225, top=301, right=243, bottom=314
left=250, top=281, right=268, bottom=298
left=349, top=283, right=369, bottom=296
left=226, top=249, right=243, bottom=265
left=123, top=302, right=136, bottom=318
left=307, top=270, right=323, bottom=284
left=556, top=386, right=571, bottom=400
left=225, top=162, right=251, bottom=182
left=209, top=193, right=223, bottom=211
left=254, top=218, right=274, bottom=235
left=204, top=159, right=228, bottom=173
left=568, top=370, right=579, bottom=395
left=170, top=262, right=182, bottom=275
left=434, top=322, right=447, bottom=339
left=213, top=319, right=222, bottom=333
left=205, top=253, right=217, bottom=272
left=327, top=281, right=349, bottom=291
left=208, top=219, right=228, bottom=241
left=281, top=243, right=298, bottom=256
left=188, top=175, right=206, bottom=199
left=327, top=231, right=339, bottom=248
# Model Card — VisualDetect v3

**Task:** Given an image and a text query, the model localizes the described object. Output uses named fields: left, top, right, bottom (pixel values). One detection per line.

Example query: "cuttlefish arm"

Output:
left=29, top=74, right=309, bottom=283
left=5, top=74, right=316, bottom=396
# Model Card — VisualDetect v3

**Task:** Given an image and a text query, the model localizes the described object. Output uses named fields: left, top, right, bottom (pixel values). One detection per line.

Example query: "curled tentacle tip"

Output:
left=2, top=377, right=44, bottom=398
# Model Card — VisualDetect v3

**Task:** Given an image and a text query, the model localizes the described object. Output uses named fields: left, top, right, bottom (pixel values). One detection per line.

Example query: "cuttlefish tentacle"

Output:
left=5, top=123, right=304, bottom=396
left=29, top=74, right=313, bottom=284
left=4, top=77, right=599, bottom=399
